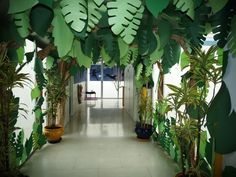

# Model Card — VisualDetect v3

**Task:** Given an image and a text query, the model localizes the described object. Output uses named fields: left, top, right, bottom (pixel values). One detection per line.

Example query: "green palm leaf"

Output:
left=227, top=15, right=236, bottom=57
left=14, top=11, right=30, bottom=38
left=60, top=0, right=87, bottom=33
left=135, top=63, right=143, bottom=80
left=107, top=0, right=144, bottom=44
left=145, top=0, right=170, bottom=18
left=173, top=0, right=194, bottom=20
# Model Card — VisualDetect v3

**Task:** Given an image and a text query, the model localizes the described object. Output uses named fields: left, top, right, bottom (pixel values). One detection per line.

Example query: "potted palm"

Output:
left=44, top=62, right=67, bottom=143
left=135, top=86, right=155, bottom=139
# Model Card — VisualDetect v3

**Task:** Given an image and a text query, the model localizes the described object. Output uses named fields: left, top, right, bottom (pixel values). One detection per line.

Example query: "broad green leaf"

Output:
left=69, top=40, right=92, bottom=68
left=107, top=0, right=144, bottom=44
left=30, top=4, right=54, bottom=36
left=8, top=0, right=38, bottom=14
left=52, top=8, right=74, bottom=57
left=87, top=0, right=106, bottom=32
left=146, top=0, right=170, bottom=18
left=31, top=86, right=41, bottom=99
left=173, top=0, right=194, bottom=20
left=25, top=133, right=33, bottom=156
left=101, top=46, right=111, bottom=64
left=34, top=108, right=42, bottom=119
left=150, top=34, right=164, bottom=63
left=14, top=11, right=30, bottom=38
left=17, top=47, right=24, bottom=64
left=199, top=131, right=207, bottom=158
left=157, top=19, right=172, bottom=48
left=60, top=0, right=87, bottom=33
left=46, top=56, right=54, bottom=69
left=180, top=52, right=189, bottom=70
left=227, top=15, right=236, bottom=57
left=209, top=0, right=228, bottom=14
left=118, top=37, right=129, bottom=58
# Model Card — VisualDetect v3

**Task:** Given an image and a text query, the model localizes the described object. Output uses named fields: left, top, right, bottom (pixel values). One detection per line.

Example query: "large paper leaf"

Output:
left=69, top=40, right=92, bottom=68
left=107, top=0, right=144, bottom=44
left=52, top=8, right=74, bottom=57
left=31, top=85, right=41, bottom=99
left=118, top=37, right=129, bottom=59
left=150, top=34, right=163, bottom=64
left=161, top=40, right=181, bottom=74
left=60, top=0, right=87, bottom=33
left=30, top=4, right=54, bottom=36
left=14, top=11, right=30, bottom=38
left=146, top=0, right=169, bottom=17
left=211, top=0, right=236, bottom=48
left=227, top=15, right=236, bottom=57
left=209, top=0, right=228, bottom=14
left=157, top=19, right=172, bottom=48
left=173, top=0, right=194, bottom=20
left=8, top=0, right=38, bottom=14
left=87, top=0, right=106, bottom=32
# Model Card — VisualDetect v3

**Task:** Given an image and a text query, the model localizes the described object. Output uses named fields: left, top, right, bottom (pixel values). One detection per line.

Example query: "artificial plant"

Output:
left=0, top=42, right=30, bottom=176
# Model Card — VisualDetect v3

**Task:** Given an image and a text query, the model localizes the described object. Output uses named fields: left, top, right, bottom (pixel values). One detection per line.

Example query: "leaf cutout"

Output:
left=8, top=0, right=38, bottom=14
left=60, top=0, right=87, bottom=33
left=14, top=11, right=30, bottom=38
left=135, top=63, right=143, bottom=80
left=209, top=0, right=228, bottom=14
left=173, top=0, right=194, bottom=20
left=107, top=0, right=144, bottom=44
left=118, top=37, right=129, bottom=58
left=162, top=40, right=181, bottom=74
left=146, top=0, right=170, bottom=17
left=211, top=0, right=236, bottom=48
left=150, top=34, right=163, bottom=64
left=87, top=0, right=106, bottom=32
left=227, top=15, right=236, bottom=57
left=120, top=50, right=132, bottom=66
left=69, top=40, right=92, bottom=68
left=52, top=8, right=74, bottom=57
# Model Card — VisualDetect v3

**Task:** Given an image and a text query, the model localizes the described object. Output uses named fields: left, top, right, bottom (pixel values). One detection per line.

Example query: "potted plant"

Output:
left=44, top=62, right=67, bottom=143
left=165, top=46, right=221, bottom=177
left=135, top=86, right=155, bottom=139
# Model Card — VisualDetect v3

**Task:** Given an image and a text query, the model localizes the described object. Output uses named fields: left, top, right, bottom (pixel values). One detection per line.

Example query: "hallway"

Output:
left=21, top=99, right=176, bottom=177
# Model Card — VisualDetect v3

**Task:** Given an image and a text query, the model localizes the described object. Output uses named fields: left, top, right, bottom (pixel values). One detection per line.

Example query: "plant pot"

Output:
left=44, top=125, right=64, bottom=143
left=135, top=123, right=155, bottom=139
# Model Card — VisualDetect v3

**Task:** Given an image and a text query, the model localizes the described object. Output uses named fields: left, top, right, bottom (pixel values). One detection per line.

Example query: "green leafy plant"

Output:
left=0, top=43, right=30, bottom=176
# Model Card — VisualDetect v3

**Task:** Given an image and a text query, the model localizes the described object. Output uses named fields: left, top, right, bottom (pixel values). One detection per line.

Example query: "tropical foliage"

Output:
left=1, top=0, right=236, bottom=176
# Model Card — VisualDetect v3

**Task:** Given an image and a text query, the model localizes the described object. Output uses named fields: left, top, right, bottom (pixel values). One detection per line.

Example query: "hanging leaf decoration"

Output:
left=60, top=0, right=87, bottom=33
left=52, top=8, right=74, bottom=58
left=14, top=11, right=30, bottom=38
left=162, top=40, right=181, bottom=74
left=150, top=34, right=163, bottom=64
left=145, top=0, right=170, bottom=18
left=69, top=40, right=92, bottom=68
left=87, top=0, right=106, bottom=32
left=107, top=0, right=144, bottom=44
left=210, top=0, right=236, bottom=48
left=173, top=0, right=194, bottom=20
left=227, top=15, right=236, bottom=57
left=8, top=0, right=38, bottom=14
left=209, top=0, right=228, bottom=14
left=135, top=62, right=143, bottom=80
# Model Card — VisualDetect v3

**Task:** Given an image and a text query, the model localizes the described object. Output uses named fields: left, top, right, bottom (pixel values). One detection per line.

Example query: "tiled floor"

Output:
left=21, top=99, right=177, bottom=177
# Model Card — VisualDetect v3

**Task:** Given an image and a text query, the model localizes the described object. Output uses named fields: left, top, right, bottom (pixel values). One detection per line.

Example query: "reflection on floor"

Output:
left=21, top=99, right=177, bottom=177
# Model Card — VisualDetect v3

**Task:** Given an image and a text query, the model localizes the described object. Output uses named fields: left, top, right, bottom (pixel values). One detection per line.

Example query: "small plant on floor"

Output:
left=135, top=85, right=155, bottom=139
left=44, top=60, right=67, bottom=143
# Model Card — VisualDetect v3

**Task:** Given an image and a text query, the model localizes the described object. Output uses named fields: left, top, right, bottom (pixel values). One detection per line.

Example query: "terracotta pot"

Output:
left=44, top=125, right=64, bottom=143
